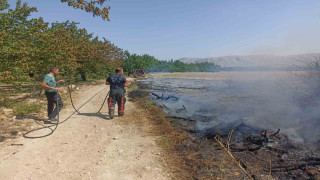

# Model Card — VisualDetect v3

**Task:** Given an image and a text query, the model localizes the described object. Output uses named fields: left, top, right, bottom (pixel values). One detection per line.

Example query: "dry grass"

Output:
left=150, top=71, right=305, bottom=82
left=0, top=102, right=46, bottom=143
left=127, top=85, right=192, bottom=179
left=214, top=130, right=255, bottom=180
left=0, top=114, right=35, bottom=142
left=0, top=88, right=46, bottom=142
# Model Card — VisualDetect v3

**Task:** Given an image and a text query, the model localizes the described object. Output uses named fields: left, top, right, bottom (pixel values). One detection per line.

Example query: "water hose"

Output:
left=67, top=86, right=109, bottom=114
left=23, top=85, right=109, bottom=139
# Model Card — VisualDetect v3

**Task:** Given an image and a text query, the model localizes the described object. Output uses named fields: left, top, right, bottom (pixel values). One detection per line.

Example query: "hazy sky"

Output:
left=8, top=0, right=320, bottom=59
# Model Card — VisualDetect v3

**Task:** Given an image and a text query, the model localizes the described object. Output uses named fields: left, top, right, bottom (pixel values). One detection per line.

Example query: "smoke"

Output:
left=145, top=70, right=320, bottom=143
left=248, top=23, right=320, bottom=56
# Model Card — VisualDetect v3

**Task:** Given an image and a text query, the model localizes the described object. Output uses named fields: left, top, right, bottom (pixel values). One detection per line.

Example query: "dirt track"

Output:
left=0, top=84, right=168, bottom=180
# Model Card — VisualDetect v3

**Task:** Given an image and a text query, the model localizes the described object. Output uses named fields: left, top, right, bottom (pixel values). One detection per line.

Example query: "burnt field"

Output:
left=139, top=71, right=320, bottom=179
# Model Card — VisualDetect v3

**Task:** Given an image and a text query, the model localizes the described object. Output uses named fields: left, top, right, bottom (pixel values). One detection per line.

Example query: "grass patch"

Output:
left=14, top=103, right=44, bottom=116
left=0, top=99, right=44, bottom=143
left=126, top=83, right=139, bottom=92
left=0, top=89, right=9, bottom=99
left=0, top=98, right=44, bottom=116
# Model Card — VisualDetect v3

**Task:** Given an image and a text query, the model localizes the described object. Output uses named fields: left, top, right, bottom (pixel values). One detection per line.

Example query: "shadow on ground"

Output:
left=76, top=113, right=111, bottom=120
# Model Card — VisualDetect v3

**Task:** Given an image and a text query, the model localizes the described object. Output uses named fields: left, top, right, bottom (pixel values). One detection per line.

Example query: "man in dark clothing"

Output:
left=41, top=67, right=65, bottom=121
left=106, top=68, right=128, bottom=119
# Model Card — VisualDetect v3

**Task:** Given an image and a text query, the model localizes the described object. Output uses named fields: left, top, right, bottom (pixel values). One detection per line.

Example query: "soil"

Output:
left=0, top=83, right=170, bottom=180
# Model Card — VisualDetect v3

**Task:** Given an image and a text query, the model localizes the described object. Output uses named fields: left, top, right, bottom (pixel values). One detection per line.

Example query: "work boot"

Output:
left=109, top=109, right=115, bottom=119
left=118, top=112, right=124, bottom=117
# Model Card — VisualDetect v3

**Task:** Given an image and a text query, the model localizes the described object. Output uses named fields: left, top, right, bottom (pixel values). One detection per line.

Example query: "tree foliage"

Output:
left=0, top=0, right=123, bottom=83
left=123, top=51, right=219, bottom=75
left=60, top=0, right=111, bottom=21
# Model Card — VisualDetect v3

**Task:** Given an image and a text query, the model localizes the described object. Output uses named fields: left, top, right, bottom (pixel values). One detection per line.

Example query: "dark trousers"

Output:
left=45, top=91, right=63, bottom=119
left=108, top=89, right=126, bottom=115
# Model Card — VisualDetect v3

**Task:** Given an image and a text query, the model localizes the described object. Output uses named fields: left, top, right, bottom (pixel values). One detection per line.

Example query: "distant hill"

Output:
left=179, top=53, right=320, bottom=68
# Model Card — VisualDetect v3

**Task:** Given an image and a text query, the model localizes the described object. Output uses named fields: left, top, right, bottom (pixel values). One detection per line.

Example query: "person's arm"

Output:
left=41, top=82, right=59, bottom=91
left=106, top=77, right=110, bottom=85
left=56, top=80, right=65, bottom=84
left=123, top=78, right=128, bottom=88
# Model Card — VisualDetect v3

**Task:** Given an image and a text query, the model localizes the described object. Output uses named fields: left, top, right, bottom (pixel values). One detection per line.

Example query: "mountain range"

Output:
left=179, top=53, right=320, bottom=68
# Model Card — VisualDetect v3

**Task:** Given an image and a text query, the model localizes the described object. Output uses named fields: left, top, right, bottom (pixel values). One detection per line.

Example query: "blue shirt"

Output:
left=107, top=74, right=126, bottom=90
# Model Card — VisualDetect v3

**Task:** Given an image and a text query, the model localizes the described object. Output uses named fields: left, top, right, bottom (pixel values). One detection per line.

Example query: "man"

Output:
left=41, top=67, right=65, bottom=121
left=106, top=68, right=128, bottom=119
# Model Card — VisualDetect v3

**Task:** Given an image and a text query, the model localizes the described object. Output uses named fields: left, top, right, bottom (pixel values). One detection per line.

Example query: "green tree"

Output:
left=61, top=0, right=111, bottom=21
left=0, top=0, right=123, bottom=83
left=123, top=51, right=219, bottom=74
left=0, top=0, right=44, bottom=81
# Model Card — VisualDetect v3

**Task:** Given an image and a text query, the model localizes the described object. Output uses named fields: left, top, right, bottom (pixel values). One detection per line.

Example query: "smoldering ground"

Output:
left=136, top=71, right=320, bottom=179
left=144, top=71, right=320, bottom=144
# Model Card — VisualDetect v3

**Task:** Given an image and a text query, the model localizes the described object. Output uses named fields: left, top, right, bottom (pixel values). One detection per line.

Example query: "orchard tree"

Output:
left=0, top=0, right=123, bottom=83
left=1, top=0, right=111, bottom=20
left=60, top=0, right=111, bottom=21
left=0, top=0, right=44, bottom=81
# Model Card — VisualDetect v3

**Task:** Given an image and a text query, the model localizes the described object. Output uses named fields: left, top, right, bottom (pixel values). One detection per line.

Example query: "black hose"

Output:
left=68, top=85, right=81, bottom=114
left=67, top=86, right=109, bottom=114
left=23, top=85, right=109, bottom=139
left=95, top=90, right=109, bottom=113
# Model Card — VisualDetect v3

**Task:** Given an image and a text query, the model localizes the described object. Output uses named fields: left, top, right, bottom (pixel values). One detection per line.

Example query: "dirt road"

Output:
left=0, top=84, right=168, bottom=180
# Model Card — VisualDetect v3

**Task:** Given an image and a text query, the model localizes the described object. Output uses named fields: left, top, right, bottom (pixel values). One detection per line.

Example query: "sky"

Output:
left=7, top=0, right=320, bottom=60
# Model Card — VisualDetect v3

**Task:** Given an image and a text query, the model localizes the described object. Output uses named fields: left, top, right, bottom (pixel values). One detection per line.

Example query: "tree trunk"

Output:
left=81, top=73, right=87, bottom=81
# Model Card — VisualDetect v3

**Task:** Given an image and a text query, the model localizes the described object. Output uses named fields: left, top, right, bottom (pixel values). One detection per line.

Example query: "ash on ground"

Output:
left=136, top=72, right=320, bottom=179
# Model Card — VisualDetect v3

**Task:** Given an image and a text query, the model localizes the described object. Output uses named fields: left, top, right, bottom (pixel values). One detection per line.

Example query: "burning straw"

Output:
left=214, top=130, right=256, bottom=180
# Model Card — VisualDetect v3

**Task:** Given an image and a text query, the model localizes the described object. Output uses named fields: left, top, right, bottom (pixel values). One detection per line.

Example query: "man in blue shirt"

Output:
left=106, top=68, right=128, bottom=119
left=41, top=67, right=65, bottom=121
